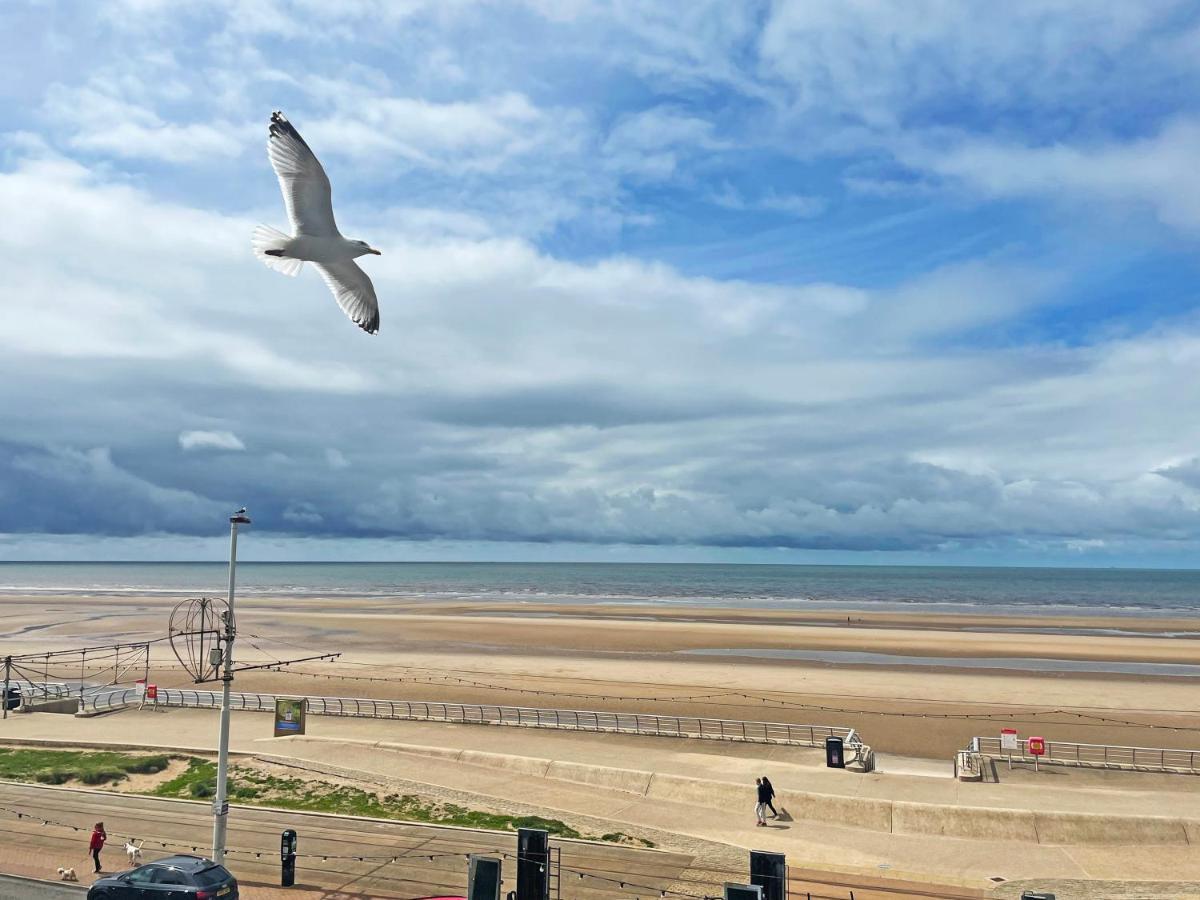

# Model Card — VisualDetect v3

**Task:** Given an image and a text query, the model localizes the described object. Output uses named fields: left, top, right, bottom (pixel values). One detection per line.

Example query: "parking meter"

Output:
left=281, top=829, right=298, bottom=887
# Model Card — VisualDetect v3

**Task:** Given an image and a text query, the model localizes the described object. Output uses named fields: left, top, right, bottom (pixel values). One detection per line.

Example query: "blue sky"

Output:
left=3, top=0, right=1200, bottom=565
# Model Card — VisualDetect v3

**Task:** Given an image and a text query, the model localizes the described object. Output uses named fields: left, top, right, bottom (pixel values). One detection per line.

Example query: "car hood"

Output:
left=92, top=869, right=135, bottom=887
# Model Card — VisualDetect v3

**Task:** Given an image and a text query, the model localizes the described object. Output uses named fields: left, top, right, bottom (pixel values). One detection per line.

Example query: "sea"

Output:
left=1, top=562, right=1199, bottom=618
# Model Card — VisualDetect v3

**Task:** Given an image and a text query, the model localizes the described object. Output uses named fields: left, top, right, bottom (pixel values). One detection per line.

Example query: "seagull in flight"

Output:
left=253, top=111, right=382, bottom=334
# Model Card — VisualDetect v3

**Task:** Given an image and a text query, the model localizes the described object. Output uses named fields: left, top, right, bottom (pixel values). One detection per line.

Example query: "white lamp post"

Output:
left=212, top=508, right=250, bottom=864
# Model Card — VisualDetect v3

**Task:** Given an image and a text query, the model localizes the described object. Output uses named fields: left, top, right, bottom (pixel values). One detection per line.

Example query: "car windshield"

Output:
left=126, top=865, right=158, bottom=884
left=194, top=865, right=232, bottom=886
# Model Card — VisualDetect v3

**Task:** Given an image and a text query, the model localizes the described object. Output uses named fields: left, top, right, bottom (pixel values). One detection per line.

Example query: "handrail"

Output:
left=4, top=680, right=76, bottom=700
left=968, top=735, right=1200, bottom=773
left=7, top=680, right=73, bottom=693
left=974, top=735, right=1199, bottom=755
left=82, top=687, right=860, bottom=748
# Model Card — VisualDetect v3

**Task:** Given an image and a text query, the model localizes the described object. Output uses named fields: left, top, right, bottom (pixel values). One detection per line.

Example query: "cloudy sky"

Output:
left=2, top=1, right=1200, bottom=565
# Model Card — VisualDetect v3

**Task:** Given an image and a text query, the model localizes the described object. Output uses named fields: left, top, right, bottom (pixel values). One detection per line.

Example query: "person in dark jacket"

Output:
left=89, top=822, right=107, bottom=873
left=761, top=776, right=777, bottom=818
left=755, top=778, right=769, bottom=826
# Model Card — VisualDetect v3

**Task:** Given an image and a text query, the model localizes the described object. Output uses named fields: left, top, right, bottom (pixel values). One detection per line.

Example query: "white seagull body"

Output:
left=253, top=111, right=382, bottom=334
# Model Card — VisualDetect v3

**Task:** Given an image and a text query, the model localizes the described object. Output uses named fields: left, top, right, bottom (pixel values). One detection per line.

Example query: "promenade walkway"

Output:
left=3, top=709, right=1200, bottom=891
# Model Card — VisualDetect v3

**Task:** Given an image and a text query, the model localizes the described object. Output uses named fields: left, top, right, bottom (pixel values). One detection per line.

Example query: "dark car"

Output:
left=87, top=854, right=238, bottom=899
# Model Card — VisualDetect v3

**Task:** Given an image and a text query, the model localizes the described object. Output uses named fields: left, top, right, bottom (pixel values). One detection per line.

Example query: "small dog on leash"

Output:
left=57, top=867, right=78, bottom=882
left=125, top=840, right=144, bottom=865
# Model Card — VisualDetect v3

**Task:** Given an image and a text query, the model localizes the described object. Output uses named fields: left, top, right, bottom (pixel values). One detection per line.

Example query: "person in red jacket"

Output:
left=89, top=822, right=106, bottom=873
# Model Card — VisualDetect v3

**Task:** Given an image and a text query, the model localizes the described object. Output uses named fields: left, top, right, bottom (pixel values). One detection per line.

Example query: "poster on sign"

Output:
left=1000, top=728, right=1018, bottom=752
left=274, top=697, right=307, bottom=737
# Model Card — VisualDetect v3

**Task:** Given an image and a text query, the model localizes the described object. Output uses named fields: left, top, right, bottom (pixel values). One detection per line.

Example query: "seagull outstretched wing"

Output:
left=314, top=261, right=380, bottom=335
left=267, top=111, right=338, bottom=237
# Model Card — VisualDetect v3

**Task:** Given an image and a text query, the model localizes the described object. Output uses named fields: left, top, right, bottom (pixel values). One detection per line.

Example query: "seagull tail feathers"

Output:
left=252, top=224, right=303, bottom=276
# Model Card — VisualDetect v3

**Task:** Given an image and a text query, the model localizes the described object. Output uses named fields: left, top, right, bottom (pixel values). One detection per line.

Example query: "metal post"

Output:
left=212, top=509, right=249, bottom=865
left=140, top=644, right=150, bottom=711
left=3, top=656, right=10, bottom=720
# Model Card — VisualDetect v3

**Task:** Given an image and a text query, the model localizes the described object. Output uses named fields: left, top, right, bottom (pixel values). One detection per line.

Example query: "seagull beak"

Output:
left=368, top=247, right=382, bottom=255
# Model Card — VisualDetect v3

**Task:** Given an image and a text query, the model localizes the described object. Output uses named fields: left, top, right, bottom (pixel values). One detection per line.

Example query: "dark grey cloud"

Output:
left=0, top=442, right=225, bottom=536
left=424, top=384, right=784, bottom=429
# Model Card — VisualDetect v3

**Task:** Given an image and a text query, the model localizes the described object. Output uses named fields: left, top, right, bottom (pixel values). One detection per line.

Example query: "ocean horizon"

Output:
left=1, top=561, right=1199, bottom=617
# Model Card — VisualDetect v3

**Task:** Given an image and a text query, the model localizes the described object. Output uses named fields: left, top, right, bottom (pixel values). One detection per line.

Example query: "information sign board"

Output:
left=274, top=697, right=307, bottom=737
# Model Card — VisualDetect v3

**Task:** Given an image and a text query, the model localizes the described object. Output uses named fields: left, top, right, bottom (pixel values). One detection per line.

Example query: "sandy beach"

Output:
left=3, top=592, right=1197, bottom=759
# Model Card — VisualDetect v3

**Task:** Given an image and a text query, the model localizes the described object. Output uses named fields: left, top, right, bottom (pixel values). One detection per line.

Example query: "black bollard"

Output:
left=469, top=854, right=502, bottom=900
left=749, top=850, right=786, bottom=900
left=280, top=829, right=297, bottom=887
left=516, top=828, right=549, bottom=900
left=724, top=884, right=763, bottom=900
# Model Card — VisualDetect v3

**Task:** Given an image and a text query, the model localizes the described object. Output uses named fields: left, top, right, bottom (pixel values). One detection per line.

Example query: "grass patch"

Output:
left=0, top=748, right=171, bottom=787
left=1, top=749, right=653, bottom=847
left=152, top=758, right=217, bottom=799
left=154, top=764, right=586, bottom=838
left=601, top=832, right=656, bottom=848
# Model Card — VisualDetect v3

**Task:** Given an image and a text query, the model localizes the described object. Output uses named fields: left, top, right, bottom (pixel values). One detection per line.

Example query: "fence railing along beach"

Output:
left=82, top=686, right=864, bottom=751
left=4, top=680, right=77, bottom=701
left=968, top=735, right=1200, bottom=773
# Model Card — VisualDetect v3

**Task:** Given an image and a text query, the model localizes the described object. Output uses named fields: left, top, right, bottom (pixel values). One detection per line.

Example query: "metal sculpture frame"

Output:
left=168, top=596, right=229, bottom=684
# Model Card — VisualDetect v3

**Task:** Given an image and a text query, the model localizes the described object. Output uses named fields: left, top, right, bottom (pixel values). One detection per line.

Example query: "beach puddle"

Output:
left=679, top=647, right=1200, bottom=677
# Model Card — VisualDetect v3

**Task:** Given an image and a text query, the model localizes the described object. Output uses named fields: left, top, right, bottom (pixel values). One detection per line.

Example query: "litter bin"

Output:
left=2, top=686, right=20, bottom=711
left=825, top=736, right=845, bottom=769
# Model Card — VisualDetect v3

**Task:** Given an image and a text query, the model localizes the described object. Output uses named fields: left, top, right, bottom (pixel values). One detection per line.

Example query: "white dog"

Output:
left=57, top=867, right=78, bottom=882
left=125, top=840, right=144, bottom=865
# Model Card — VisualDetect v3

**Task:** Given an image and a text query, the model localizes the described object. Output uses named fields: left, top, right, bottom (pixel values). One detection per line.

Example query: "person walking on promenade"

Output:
left=761, top=775, right=778, bottom=818
left=755, top=778, right=769, bottom=826
left=89, top=822, right=107, bottom=873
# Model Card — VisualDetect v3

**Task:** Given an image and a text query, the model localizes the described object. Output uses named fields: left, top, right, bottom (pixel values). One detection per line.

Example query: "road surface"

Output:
left=0, top=872, right=86, bottom=899
left=0, top=781, right=693, bottom=900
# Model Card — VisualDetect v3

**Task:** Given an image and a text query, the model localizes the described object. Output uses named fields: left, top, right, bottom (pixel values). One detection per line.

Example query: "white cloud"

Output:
left=909, top=119, right=1200, bottom=231
left=43, top=81, right=247, bottom=164
left=750, top=2, right=1200, bottom=230
left=709, top=183, right=825, bottom=218
left=758, top=1, right=1178, bottom=128
left=302, top=90, right=583, bottom=175
left=0, top=153, right=377, bottom=394
left=179, top=430, right=246, bottom=451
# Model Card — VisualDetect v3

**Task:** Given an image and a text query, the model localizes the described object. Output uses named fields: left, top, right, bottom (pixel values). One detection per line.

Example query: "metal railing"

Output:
left=84, top=687, right=858, bottom=748
left=970, top=736, right=1200, bottom=772
left=4, top=680, right=76, bottom=701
